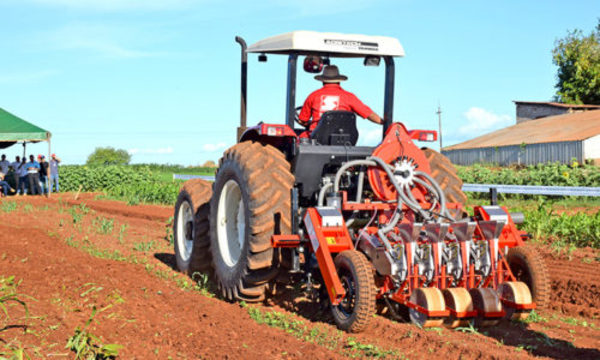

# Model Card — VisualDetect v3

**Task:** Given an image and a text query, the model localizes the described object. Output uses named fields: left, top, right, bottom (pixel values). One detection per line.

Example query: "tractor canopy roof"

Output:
left=247, top=31, right=405, bottom=58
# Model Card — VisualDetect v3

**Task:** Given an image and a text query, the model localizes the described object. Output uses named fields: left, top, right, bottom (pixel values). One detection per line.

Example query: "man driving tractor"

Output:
left=298, top=65, right=383, bottom=137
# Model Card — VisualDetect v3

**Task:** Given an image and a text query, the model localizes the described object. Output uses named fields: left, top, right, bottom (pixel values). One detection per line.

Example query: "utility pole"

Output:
left=436, top=103, right=443, bottom=150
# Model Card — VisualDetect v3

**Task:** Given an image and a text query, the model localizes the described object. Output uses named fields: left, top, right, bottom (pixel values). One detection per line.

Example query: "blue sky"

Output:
left=0, top=0, right=598, bottom=165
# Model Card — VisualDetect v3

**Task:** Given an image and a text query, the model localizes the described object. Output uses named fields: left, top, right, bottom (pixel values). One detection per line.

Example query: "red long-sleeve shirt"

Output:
left=298, top=84, right=374, bottom=132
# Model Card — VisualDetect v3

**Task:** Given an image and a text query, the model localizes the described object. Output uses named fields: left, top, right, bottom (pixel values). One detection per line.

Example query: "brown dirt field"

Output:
left=0, top=194, right=599, bottom=359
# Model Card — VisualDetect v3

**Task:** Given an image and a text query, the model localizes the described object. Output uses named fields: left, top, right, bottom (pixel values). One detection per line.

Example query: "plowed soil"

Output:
left=1, top=194, right=599, bottom=359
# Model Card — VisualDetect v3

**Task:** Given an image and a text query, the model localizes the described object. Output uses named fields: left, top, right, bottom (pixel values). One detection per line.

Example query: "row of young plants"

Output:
left=457, top=162, right=600, bottom=187
left=60, top=165, right=181, bottom=205
left=522, top=202, right=600, bottom=249
left=457, top=163, right=600, bottom=248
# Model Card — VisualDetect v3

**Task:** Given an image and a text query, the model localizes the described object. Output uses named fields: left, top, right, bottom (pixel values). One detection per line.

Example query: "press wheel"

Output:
left=498, top=281, right=532, bottom=320
left=469, top=288, right=502, bottom=327
left=408, top=288, right=445, bottom=328
left=443, top=288, right=473, bottom=328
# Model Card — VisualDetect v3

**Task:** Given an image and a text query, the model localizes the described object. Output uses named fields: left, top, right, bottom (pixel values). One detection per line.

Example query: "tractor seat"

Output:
left=310, top=111, right=359, bottom=146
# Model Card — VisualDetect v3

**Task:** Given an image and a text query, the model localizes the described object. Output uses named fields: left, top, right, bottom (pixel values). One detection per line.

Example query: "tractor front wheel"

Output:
left=173, top=179, right=213, bottom=275
left=331, top=250, right=376, bottom=333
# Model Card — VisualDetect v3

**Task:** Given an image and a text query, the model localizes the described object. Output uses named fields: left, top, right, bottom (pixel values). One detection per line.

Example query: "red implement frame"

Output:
left=303, top=208, right=353, bottom=305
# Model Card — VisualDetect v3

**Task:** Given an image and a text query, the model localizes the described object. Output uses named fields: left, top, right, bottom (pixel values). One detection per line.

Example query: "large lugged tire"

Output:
left=422, top=148, right=467, bottom=218
left=506, top=245, right=550, bottom=309
left=331, top=250, right=376, bottom=333
left=173, top=179, right=213, bottom=275
left=210, top=141, right=294, bottom=302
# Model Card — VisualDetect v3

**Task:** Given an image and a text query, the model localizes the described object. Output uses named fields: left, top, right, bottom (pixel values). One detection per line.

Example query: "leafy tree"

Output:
left=86, top=147, right=131, bottom=166
left=552, top=20, right=600, bottom=104
left=202, top=160, right=217, bottom=168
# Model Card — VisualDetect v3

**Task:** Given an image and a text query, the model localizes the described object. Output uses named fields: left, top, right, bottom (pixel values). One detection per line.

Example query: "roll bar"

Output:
left=235, top=36, right=247, bottom=141
left=235, top=35, right=396, bottom=141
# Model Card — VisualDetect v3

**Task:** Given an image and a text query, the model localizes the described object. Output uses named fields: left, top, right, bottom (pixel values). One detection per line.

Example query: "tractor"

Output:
left=173, top=31, right=550, bottom=332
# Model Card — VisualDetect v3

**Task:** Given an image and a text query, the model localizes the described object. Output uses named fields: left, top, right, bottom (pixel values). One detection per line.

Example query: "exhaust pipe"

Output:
left=235, top=36, right=247, bottom=142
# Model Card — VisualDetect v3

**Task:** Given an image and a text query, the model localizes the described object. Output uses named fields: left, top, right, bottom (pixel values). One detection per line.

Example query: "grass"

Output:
left=66, top=307, right=123, bottom=359
left=63, top=235, right=140, bottom=264
left=0, top=275, right=31, bottom=325
left=520, top=310, right=548, bottom=324
left=0, top=202, right=17, bottom=213
left=68, top=206, right=84, bottom=225
left=0, top=276, right=34, bottom=359
left=247, top=307, right=398, bottom=358
left=133, top=240, right=157, bottom=252
left=117, top=225, right=128, bottom=245
left=92, top=217, right=114, bottom=235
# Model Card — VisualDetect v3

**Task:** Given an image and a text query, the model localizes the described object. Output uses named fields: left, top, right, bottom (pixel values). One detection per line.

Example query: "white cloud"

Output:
left=0, top=70, right=57, bottom=84
left=128, top=147, right=174, bottom=155
left=45, top=23, right=162, bottom=59
left=27, top=0, right=198, bottom=12
left=456, top=107, right=512, bottom=136
left=202, top=142, right=227, bottom=152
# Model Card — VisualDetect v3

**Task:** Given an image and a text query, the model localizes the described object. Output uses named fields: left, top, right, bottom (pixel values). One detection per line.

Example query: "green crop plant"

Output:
left=66, top=307, right=123, bottom=359
left=133, top=240, right=157, bottom=253
left=247, top=307, right=397, bottom=357
left=1, top=202, right=17, bottom=213
left=0, top=276, right=31, bottom=324
left=522, top=202, right=600, bottom=248
left=93, top=217, right=114, bottom=235
left=68, top=206, right=84, bottom=225
left=117, top=224, right=128, bottom=244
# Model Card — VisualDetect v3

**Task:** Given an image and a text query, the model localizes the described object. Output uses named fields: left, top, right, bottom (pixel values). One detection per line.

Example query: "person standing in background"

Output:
left=38, top=155, right=49, bottom=194
left=25, top=155, right=41, bottom=195
left=18, top=157, right=27, bottom=195
left=49, top=154, right=61, bottom=193
left=0, top=155, right=9, bottom=174
left=10, top=156, right=20, bottom=192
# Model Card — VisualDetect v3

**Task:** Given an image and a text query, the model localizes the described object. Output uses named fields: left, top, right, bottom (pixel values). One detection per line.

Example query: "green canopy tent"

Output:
left=0, top=107, right=53, bottom=193
left=0, top=107, right=51, bottom=150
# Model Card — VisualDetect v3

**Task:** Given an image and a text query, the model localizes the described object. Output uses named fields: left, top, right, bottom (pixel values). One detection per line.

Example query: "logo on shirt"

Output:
left=319, top=95, right=340, bottom=115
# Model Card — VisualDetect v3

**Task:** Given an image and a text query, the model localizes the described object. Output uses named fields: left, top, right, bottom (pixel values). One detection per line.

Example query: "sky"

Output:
left=0, top=0, right=598, bottom=165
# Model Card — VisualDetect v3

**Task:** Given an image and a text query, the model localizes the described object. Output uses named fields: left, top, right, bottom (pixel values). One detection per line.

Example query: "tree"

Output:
left=86, top=147, right=131, bottom=166
left=552, top=20, right=600, bottom=104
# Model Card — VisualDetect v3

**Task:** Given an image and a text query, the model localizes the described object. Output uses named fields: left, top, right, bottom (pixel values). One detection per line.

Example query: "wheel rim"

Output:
left=337, top=271, right=357, bottom=318
left=176, top=200, right=194, bottom=262
left=217, top=179, right=245, bottom=267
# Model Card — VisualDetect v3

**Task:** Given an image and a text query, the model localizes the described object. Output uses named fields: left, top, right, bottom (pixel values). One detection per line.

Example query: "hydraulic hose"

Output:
left=333, top=159, right=377, bottom=193
left=317, top=182, right=333, bottom=207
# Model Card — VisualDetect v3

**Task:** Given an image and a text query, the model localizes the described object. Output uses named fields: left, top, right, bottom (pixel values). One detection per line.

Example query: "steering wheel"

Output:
left=294, top=106, right=309, bottom=127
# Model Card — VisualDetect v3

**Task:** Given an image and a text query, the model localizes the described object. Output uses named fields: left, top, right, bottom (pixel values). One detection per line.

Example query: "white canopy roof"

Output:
left=247, top=31, right=405, bottom=57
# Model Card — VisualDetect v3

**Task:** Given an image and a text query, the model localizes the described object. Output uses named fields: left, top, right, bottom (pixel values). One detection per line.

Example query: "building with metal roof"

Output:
left=514, top=101, right=600, bottom=124
left=442, top=109, right=600, bottom=166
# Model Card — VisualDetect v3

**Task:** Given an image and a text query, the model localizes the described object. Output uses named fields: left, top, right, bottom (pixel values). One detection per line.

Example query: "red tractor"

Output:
left=173, top=31, right=550, bottom=332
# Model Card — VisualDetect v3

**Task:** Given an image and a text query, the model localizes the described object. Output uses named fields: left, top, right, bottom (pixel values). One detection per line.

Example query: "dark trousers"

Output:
left=27, top=173, right=42, bottom=195
left=0, top=181, right=12, bottom=196
left=40, top=175, right=48, bottom=194
left=18, top=176, right=27, bottom=194
left=12, top=173, right=19, bottom=192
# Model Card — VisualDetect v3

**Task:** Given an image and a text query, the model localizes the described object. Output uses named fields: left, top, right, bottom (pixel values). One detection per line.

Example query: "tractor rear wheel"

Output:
left=173, top=179, right=213, bottom=275
left=331, top=250, right=376, bottom=333
left=210, top=141, right=294, bottom=302
left=422, top=148, right=467, bottom=218
left=506, top=245, right=550, bottom=309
